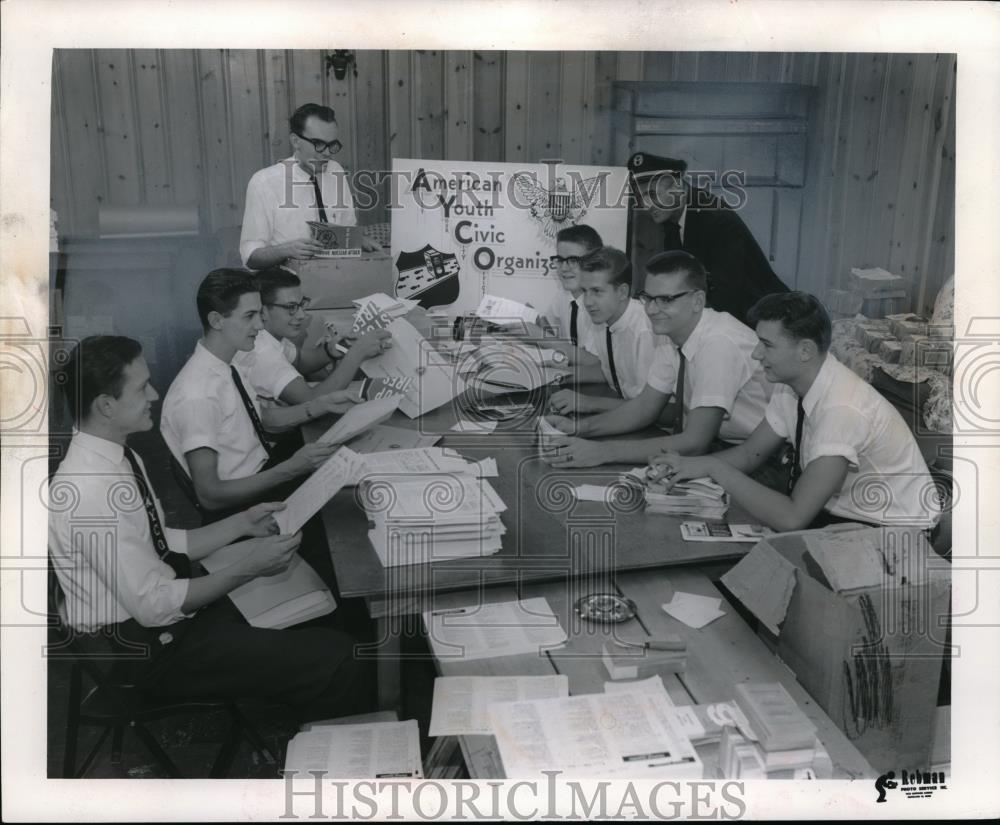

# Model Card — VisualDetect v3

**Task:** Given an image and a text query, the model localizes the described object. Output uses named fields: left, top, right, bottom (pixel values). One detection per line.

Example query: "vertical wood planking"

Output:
left=591, top=51, right=619, bottom=165
left=353, top=50, right=389, bottom=224
left=131, top=50, right=172, bottom=205
left=558, top=52, right=595, bottom=166
left=386, top=51, right=414, bottom=162
left=472, top=50, right=504, bottom=162
left=816, top=53, right=852, bottom=292
left=196, top=49, right=237, bottom=231
left=445, top=50, right=475, bottom=162
left=413, top=50, right=445, bottom=159
left=226, top=50, right=266, bottom=226
left=504, top=52, right=530, bottom=162
left=917, top=55, right=956, bottom=312
left=50, top=54, right=76, bottom=234
left=864, top=54, right=913, bottom=271
left=159, top=50, right=204, bottom=213
left=670, top=52, right=699, bottom=81
left=94, top=49, right=141, bottom=206
left=525, top=52, right=561, bottom=163
left=262, top=50, right=292, bottom=165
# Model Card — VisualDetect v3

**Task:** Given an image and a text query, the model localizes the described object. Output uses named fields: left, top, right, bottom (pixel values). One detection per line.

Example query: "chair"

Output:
left=50, top=568, right=277, bottom=778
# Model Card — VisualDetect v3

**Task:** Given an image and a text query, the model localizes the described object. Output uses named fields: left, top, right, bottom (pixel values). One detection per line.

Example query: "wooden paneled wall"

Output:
left=50, top=50, right=955, bottom=314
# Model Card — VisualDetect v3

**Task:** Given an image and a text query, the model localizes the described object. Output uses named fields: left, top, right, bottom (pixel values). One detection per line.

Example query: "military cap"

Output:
left=627, top=152, right=688, bottom=183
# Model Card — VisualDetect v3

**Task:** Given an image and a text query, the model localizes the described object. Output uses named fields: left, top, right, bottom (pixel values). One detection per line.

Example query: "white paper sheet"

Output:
left=283, top=720, right=422, bottom=778
left=346, top=423, right=441, bottom=454
left=450, top=419, right=498, bottom=434
left=488, top=689, right=702, bottom=779
left=316, top=396, right=401, bottom=445
left=475, top=294, right=539, bottom=325
left=423, top=597, right=566, bottom=662
left=429, top=675, right=569, bottom=736
left=273, top=447, right=361, bottom=535
left=661, top=592, right=727, bottom=629
left=470, top=457, right=498, bottom=477
left=573, top=484, right=612, bottom=502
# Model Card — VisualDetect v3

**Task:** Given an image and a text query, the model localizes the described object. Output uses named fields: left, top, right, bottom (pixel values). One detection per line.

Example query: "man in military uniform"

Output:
left=628, top=152, right=790, bottom=325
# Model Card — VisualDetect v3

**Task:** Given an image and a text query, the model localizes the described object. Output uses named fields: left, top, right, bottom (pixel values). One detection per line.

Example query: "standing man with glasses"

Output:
left=543, top=250, right=772, bottom=471
left=240, top=103, right=380, bottom=269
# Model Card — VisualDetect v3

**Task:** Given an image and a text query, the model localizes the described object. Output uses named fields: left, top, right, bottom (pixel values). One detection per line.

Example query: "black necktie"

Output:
left=123, top=447, right=192, bottom=579
left=230, top=365, right=274, bottom=458
left=787, top=398, right=805, bottom=493
left=664, top=221, right=682, bottom=250
left=569, top=300, right=579, bottom=347
left=310, top=175, right=329, bottom=223
left=673, top=350, right=687, bottom=432
left=606, top=326, right=624, bottom=399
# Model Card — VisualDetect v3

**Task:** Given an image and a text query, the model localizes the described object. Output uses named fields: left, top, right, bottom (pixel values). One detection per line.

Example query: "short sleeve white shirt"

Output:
left=240, top=158, right=358, bottom=266
left=647, top=308, right=770, bottom=443
left=543, top=291, right=594, bottom=346
left=49, top=432, right=191, bottom=631
left=233, top=329, right=301, bottom=406
left=582, top=299, right=656, bottom=400
left=161, top=341, right=269, bottom=481
left=764, top=355, right=940, bottom=527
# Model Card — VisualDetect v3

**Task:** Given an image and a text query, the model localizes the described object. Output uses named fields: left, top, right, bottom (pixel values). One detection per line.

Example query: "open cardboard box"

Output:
left=722, top=524, right=951, bottom=773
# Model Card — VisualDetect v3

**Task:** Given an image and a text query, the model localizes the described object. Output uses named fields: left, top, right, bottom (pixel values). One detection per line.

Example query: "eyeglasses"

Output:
left=635, top=290, right=695, bottom=310
left=267, top=297, right=312, bottom=314
left=293, top=133, right=343, bottom=155
left=549, top=255, right=586, bottom=267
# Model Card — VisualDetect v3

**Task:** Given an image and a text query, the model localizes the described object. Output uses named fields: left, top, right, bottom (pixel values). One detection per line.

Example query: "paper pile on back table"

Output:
left=360, top=471, right=507, bottom=567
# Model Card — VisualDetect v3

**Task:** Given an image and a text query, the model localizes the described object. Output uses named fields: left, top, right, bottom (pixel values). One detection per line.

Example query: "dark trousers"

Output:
left=113, top=598, right=374, bottom=725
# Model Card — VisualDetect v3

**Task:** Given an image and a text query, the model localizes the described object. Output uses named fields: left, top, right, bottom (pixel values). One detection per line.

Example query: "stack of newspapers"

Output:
left=619, top=467, right=729, bottom=520
left=360, top=467, right=507, bottom=567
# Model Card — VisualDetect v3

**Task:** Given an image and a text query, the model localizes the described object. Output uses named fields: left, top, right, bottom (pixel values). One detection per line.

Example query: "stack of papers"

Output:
left=488, top=689, right=703, bottom=779
left=733, top=683, right=817, bottom=755
left=199, top=548, right=336, bottom=629
left=470, top=338, right=569, bottom=392
left=618, top=469, right=730, bottom=519
left=661, top=591, right=727, bottom=629
left=429, top=675, right=569, bottom=736
left=352, top=447, right=477, bottom=485
left=362, top=473, right=507, bottom=566
left=346, top=423, right=441, bottom=454
left=422, top=597, right=567, bottom=662
left=284, top=720, right=422, bottom=778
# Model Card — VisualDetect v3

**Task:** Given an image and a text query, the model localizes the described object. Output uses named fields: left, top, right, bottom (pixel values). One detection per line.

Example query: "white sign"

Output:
left=391, top=158, right=629, bottom=314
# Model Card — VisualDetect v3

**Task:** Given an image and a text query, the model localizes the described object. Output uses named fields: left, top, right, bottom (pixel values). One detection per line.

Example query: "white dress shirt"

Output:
left=646, top=308, right=770, bottom=443
left=49, top=432, right=192, bottom=631
left=240, top=157, right=358, bottom=266
left=582, top=299, right=656, bottom=400
left=161, top=342, right=269, bottom=481
left=765, top=355, right=941, bottom=527
left=232, top=328, right=300, bottom=407
left=542, top=290, right=594, bottom=347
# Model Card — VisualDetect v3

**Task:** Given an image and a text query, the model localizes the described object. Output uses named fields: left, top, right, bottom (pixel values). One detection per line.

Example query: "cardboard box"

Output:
left=722, top=525, right=950, bottom=773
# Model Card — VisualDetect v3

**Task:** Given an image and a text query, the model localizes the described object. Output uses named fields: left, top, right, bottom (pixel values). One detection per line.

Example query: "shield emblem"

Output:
left=393, top=244, right=461, bottom=308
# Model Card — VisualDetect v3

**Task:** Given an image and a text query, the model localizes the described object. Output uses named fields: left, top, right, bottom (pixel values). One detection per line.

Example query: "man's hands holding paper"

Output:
left=646, top=451, right=718, bottom=488
left=540, top=432, right=606, bottom=468
left=240, top=502, right=285, bottom=537
left=239, top=532, right=303, bottom=578
left=288, top=441, right=341, bottom=475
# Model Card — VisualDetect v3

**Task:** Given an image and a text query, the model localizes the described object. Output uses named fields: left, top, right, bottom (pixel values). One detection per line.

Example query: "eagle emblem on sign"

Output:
left=511, top=173, right=605, bottom=238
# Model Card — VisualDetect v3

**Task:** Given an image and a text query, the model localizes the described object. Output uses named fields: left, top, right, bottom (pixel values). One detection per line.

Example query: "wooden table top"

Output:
left=426, top=567, right=874, bottom=781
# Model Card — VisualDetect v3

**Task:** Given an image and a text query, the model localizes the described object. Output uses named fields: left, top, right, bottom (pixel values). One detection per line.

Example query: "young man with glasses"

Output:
left=51, top=336, right=372, bottom=725
left=240, top=103, right=379, bottom=269
left=543, top=250, right=771, bottom=469
left=233, top=267, right=392, bottom=418
left=537, top=224, right=602, bottom=349
left=647, top=292, right=941, bottom=532
left=545, top=247, right=659, bottom=419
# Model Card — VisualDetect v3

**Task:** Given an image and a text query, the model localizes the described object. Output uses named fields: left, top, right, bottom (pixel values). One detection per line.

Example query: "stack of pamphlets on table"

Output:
left=361, top=470, right=507, bottom=567
left=733, top=682, right=818, bottom=773
left=284, top=719, right=422, bottom=778
left=618, top=467, right=729, bottom=519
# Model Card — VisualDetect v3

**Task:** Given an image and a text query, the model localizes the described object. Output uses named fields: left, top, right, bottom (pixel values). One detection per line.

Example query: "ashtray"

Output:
left=574, top=593, right=637, bottom=624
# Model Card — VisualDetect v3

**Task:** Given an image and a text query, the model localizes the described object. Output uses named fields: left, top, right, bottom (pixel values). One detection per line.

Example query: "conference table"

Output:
left=306, top=372, right=761, bottom=710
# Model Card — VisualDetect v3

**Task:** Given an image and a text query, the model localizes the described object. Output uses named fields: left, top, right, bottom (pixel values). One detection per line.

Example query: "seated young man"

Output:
left=161, top=269, right=345, bottom=517
left=49, top=336, right=371, bottom=723
left=648, top=292, right=942, bottom=532
left=536, top=224, right=602, bottom=351
left=543, top=250, right=770, bottom=469
left=234, top=266, right=393, bottom=414
left=546, top=247, right=656, bottom=417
